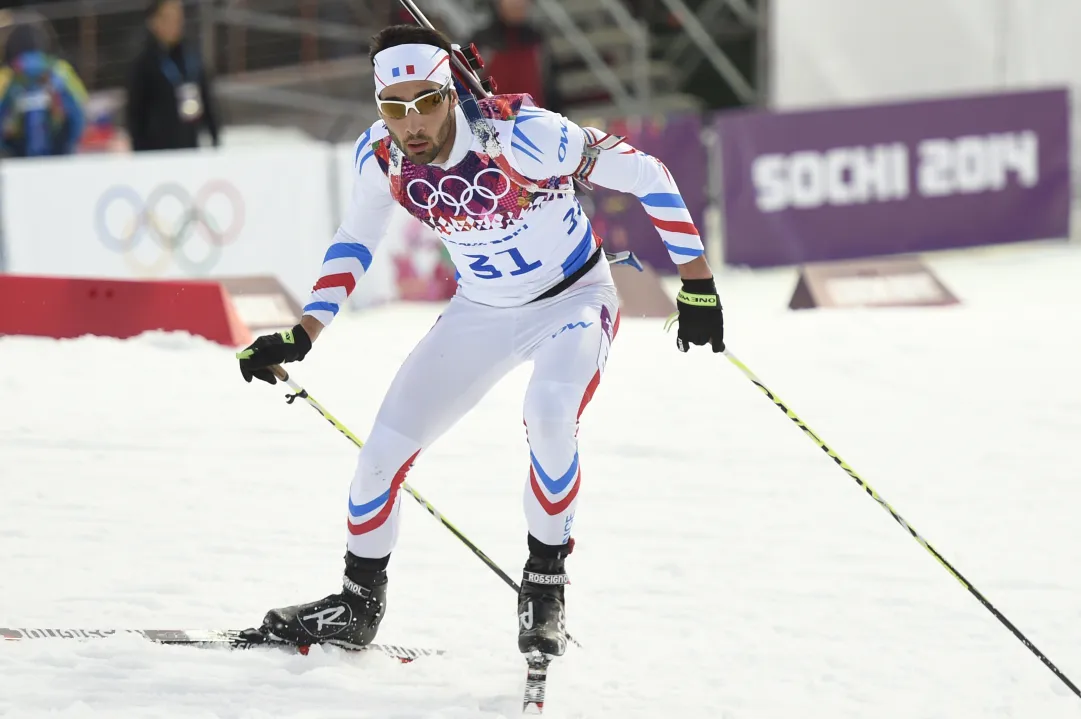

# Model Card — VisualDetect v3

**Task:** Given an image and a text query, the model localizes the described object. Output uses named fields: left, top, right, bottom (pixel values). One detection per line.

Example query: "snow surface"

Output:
left=3, top=240, right=1081, bottom=718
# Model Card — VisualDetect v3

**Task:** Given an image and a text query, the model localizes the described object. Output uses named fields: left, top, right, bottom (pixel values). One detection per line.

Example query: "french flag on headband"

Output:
left=373, top=43, right=452, bottom=95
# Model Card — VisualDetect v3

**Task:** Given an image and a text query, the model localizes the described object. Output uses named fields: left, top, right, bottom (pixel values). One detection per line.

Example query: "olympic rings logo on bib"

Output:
left=406, top=168, right=511, bottom=217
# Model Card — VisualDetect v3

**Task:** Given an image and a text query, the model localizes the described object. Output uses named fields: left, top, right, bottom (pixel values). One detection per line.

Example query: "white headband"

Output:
left=372, top=43, right=452, bottom=96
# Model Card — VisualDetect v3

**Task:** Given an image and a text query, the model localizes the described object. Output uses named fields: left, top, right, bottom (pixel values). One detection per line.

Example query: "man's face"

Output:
left=378, top=79, right=456, bottom=165
left=152, top=0, right=185, bottom=46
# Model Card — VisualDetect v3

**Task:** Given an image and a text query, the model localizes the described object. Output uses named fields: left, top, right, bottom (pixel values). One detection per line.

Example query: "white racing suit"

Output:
left=302, top=93, right=705, bottom=558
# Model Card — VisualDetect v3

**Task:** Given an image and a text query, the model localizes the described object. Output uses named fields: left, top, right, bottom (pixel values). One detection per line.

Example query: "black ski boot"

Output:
left=517, top=535, right=571, bottom=657
left=260, top=551, right=388, bottom=648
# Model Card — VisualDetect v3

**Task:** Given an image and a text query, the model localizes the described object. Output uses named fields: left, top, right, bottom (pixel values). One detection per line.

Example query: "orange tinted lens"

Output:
left=379, top=101, right=408, bottom=120
left=415, top=91, right=444, bottom=115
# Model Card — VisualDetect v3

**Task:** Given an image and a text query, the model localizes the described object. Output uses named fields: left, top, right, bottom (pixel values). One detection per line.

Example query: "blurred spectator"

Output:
left=0, top=17, right=87, bottom=158
left=126, top=0, right=219, bottom=152
left=475, top=0, right=562, bottom=112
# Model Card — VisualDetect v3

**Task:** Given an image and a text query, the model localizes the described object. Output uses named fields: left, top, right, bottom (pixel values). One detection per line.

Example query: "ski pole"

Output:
left=268, top=365, right=582, bottom=649
left=721, top=350, right=1080, bottom=699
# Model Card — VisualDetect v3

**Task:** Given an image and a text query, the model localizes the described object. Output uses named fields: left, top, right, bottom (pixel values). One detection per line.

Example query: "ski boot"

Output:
left=259, top=551, right=388, bottom=648
left=517, top=535, right=571, bottom=657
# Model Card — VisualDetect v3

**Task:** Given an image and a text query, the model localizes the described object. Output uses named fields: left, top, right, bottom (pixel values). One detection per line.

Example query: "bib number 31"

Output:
left=463, top=247, right=542, bottom=280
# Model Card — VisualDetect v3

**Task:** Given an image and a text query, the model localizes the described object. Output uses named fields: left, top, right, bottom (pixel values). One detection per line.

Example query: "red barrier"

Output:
left=0, top=275, right=252, bottom=347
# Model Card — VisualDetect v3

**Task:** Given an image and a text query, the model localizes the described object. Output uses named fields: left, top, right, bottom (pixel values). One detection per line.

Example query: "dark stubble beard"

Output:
left=394, top=109, right=456, bottom=165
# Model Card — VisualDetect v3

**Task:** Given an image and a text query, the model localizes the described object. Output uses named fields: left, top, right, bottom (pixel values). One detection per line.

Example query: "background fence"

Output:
left=0, top=0, right=1076, bottom=307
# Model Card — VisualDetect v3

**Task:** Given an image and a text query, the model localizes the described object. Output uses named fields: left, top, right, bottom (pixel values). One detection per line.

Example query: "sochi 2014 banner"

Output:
left=716, top=87, right=1072, bottom=267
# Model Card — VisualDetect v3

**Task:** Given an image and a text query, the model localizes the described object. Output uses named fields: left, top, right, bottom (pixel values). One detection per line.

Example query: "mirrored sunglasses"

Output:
left=376, top=80, right=451, bottom=120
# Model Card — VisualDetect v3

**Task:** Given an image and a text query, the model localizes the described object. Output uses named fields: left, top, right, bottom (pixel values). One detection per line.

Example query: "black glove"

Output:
left=236, top=324, right=312, bottom=384
left=671, top=277, right=724, bottom=353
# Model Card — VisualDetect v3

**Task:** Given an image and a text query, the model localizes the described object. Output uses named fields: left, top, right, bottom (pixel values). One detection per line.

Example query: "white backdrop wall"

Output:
left=0, top=139, right=450, bottom=311
left=773, top=0, right=1081, bottom=185
left=1, top=145, right=336, bottom=306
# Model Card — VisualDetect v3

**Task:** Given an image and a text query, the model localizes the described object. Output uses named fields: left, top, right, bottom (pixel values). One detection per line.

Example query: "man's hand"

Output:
left=670, top=276, right=724, bottom=353
left=236, top=323, right=313, bottom=384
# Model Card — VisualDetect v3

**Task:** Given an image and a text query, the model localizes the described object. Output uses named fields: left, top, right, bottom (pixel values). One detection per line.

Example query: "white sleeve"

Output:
left=573, top=127, right=705, bottom=265
left=505, top=105, right=586, bottom=181
left=302, top=124, right=397, bottom=327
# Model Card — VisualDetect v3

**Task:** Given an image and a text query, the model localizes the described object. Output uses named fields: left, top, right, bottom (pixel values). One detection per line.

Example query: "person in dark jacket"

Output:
left=126, top=0, right=219, bottom=152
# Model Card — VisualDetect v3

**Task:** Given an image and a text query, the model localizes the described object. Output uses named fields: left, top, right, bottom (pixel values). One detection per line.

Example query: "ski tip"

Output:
left=524, top=650, right=552, bottom=668
left=522, top=650, right=550, bottom=715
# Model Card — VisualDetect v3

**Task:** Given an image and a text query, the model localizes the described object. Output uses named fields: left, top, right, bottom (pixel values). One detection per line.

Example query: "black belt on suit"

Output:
left=529, top=249, right=603, bottom=303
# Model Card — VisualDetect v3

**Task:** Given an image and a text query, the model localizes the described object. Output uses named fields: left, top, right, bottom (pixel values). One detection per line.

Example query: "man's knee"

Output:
left=523, top=381, right=582, bottom=440
left=350, top=425, right=421, bottom=501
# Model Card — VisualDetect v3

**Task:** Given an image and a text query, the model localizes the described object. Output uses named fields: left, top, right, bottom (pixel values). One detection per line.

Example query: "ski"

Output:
left=522, top=650, right=552, bottom=714
left=0, top=627, right=442, bottom=662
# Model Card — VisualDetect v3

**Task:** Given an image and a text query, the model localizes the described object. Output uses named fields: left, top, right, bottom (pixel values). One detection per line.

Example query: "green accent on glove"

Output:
left=235, top=329, right=297, bottom=361
left=677, top=290, right=718, bottom=307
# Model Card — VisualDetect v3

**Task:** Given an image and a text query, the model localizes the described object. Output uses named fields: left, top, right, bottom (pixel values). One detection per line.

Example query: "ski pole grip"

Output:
left=271, top=365, right=289, bottom=382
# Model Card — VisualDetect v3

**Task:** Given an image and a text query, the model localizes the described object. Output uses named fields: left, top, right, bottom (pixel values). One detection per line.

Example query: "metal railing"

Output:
left=0, top=0, right=388, bottom=141
left=2, top=0, right=760, bottom=140
left=664, top=0, right=725, bottom=80
left=594, top=0, right=651, bottom=111
left=533, top=0, right=639, bottom=115
left=654, top=0, right=757, bottom=103
left=438, top=0, right=653, bottom=116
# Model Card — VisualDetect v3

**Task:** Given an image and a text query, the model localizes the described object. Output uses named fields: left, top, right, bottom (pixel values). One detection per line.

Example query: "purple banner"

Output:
left=584, top=113, right=708, bottom=273
left=717, top=88, right=1072, bottom=267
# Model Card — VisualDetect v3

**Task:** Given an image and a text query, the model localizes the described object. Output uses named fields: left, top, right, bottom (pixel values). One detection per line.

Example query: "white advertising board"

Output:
left=1, top=144, right=336, bottom=307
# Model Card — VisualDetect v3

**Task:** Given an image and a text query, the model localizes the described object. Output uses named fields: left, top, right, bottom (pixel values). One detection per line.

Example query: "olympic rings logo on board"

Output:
left=94, top=181, right=246, bottom=275
left=406, top=168, right=511, bottom=217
